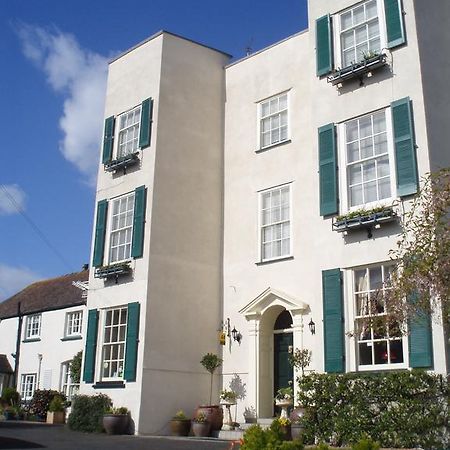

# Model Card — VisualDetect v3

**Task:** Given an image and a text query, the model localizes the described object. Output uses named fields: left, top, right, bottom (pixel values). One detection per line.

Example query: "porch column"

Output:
left=245, top=314, right=261, bottom=419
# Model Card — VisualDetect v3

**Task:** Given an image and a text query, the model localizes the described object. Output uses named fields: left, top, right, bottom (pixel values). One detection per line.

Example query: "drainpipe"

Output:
left=37, top=354, right=43, bottom=389
left=13, top=301, right=23, bottom=389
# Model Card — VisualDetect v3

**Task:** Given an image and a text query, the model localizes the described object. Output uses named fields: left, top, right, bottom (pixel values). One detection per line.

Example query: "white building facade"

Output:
left=81, top=0, right=450, bottom=434
left=0, top=271, right=88, bottom=402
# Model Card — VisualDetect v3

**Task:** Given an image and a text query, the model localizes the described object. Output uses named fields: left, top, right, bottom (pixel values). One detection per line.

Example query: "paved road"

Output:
left=0, top=421, right=236, bottom=450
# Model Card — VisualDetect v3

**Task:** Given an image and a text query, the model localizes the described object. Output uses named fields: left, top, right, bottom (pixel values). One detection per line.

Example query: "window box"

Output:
left=104, top=152, right=139, bottom=173
left=333, top=206, right=397, bottom=236
left=94, top=261, right=131, bottom=280
left=327, top=53, right=387, bottom=86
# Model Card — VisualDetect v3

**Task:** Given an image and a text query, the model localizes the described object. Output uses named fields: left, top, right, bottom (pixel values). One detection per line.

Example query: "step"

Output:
left=213, top=429, right=244, bottom=440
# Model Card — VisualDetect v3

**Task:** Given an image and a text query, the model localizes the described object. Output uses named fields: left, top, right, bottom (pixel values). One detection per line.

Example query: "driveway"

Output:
left=0, top=421, right=236, bottom=450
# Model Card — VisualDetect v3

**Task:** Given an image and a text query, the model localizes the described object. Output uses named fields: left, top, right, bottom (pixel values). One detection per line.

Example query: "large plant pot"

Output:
left=47, top=411, right=65, bottom=424
left=192, top=421, right=211, bottom=437
left=102, top=414, right=129, bottom=435
left=291, top=424, right=304, bottom=441
left=289, top=406, right=306, bottom=423
left=196, top=405, right=223, bottom=432
left=280, top=424, right=292, bottom=441
left=170, top=419, right=191, bottom=436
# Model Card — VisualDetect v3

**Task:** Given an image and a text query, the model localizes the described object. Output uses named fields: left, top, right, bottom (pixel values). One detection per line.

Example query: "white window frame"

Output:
left=257, top=91, right=290, bottom=150
left=338, top=107, right=396, bottom=213
left=345, top=264, right=408, bottom=372
left=115, top=105, right=142, bottom=159
left=60, top=361, right=79, bottom=400
left=65, top=310, right=83, bottom=337
left=25, top=314, right=41, bottom=340
left=334, top=0, right=387, bottom=69
left=99, top=306, right=128, bottom=381
left=258, top=183, right=293, bottom=263
left=20, top=373, right=37, bottom=400
left=105, top=192, right=135, bottom=264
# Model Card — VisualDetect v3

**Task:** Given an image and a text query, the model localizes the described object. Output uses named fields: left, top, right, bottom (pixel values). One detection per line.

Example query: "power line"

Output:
left=0, top=184, right=74, bottom=272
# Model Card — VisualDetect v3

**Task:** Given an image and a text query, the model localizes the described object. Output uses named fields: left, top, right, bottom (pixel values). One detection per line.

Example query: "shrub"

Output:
left=297, top=370, right=449, bottom=449
left=48, top=395, right=65, bottom=413
left=240, top=421, right=303, bottom=450
left=30, top=390, right=65, bottom=418
left=1, top=387, right=20, bottom=406
left=68, top=394, right=112, bottom=433
left=351, top=436, right=380, bottom=450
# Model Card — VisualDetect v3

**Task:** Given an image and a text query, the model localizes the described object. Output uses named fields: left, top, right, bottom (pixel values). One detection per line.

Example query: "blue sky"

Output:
left=0, top=0, right=308, bottom=300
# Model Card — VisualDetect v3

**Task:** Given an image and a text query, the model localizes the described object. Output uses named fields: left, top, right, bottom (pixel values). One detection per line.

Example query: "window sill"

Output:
left=92, top=381, right=125, bottom=389
left=22, top=338, right=41, bottom=343
left=61, top=335, right=82, bottom=342
left=256, top=139, right=291, bottom=154
left=256, top=256, right=294, bottom=266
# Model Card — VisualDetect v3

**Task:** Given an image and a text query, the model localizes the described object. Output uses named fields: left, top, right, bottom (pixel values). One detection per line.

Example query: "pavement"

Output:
left=0, top=421, right=238, bottom=450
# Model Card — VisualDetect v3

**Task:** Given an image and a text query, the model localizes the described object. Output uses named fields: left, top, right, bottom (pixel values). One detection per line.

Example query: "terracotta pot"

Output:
left=192, top=421, right=211, bottom=437
left=170, top=419, right=191, bottom=436
left=196, top=405, right=223, bottom=431
left=102, top=414, right=129, bottom=435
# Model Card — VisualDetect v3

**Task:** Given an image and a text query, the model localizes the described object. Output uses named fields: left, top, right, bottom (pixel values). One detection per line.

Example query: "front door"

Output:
left=274, top=332, right=293, bottom=414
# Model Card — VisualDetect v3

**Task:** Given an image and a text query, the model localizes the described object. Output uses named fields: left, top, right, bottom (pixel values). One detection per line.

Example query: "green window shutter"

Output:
left=83, top=309, right=99, bottom=383
left=316, top=14, right=333, bottom=77
left=323, top=269, right=345, bottom=373
left=318, top=124, right=338, bottom=216
left=408, top=292, right=433, bottom=368
left=391, top=97, right=418, bottom=197
left=124, top=302, right=140, bottom=381
left=102, top=116, right=115, bottom=164
left=384, top=0, right=406, bottom=48
left=92, top=200, right=108, bottom=268
left=139, top=98, right=153, bottom=149
left=131, top=186, right=146, bottom=258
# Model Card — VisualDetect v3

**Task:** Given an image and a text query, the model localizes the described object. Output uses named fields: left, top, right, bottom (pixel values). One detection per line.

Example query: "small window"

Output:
left=117, top=106, right=141, bottom=158
left=353, top=264, right=406, bottom=369
left=25, top=314, right=41, bottom=340
left=101, top=307, right=128, bottom=380
left=339, top=107, right=395, bottom=211
left=20, top=373, right=37, bottom=400
left=338, top=0, right=382, bottom=68
left=260, top=185, right=291, bottom=261
left=259, top=93, right=289, bottom=149
left=109, top=193, right=135, bottom=264
left=65, top=311, right=83, bottom=337
left=61, top=362, right=79, bottom=400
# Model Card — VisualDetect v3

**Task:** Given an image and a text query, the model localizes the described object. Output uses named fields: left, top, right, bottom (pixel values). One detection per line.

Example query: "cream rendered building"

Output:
left=81, top=0, right=450, bottom=435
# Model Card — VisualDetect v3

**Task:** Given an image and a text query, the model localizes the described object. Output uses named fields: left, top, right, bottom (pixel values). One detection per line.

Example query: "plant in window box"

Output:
left=47, top=395, right=66, bottom=424
left=169, top=410, right=191, bottom=436
left=104, top=152, right=139, bottom=173
left=103, top=406, right=130, bottom=435
left=94, top=261, right=131, bottom=280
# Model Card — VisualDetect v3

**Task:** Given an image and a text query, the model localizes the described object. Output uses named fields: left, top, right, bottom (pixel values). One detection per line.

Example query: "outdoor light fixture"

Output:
left=231, top=327, right=242, bottom=344
left=308, top=318, right=316, bottom=335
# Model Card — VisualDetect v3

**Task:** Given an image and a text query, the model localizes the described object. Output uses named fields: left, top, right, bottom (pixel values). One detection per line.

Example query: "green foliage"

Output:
left=351, top=436, right=380, bottom=450
left=68, top=394, right=112, bottom=433
left=335, top=205, right=393, bottom=222
left=172, top=410, right=188, bottom=420
left=297, top=371, right=449, bottom=449
left=200, top=353, right=222, bottom=374
left=288, top=348, right=312, bottom=376
left=106, top=406, right=129, bottom=415
left=48, top=395, right=65, bottom=413
left=240, top=420, right=303, bottom=450
left=69, top=351, right=82, bottom=384
left=30, top=390, right=66, bottom=418
left=1, top=387, right=20, bottom=406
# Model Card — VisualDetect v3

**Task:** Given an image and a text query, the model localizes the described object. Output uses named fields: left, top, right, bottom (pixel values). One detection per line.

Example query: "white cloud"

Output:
left=16, top=24, right=108, bottom=184
left=0, top=184, right=26, bottom=215
left=0, top=264, right=42, bottom=302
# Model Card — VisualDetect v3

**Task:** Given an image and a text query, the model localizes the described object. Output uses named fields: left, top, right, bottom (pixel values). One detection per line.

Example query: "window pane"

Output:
left=364, top=181, right=377, bottom=203
left=378, top=178, right=391, bottom=199
left=342, top=30, right=354, bottom=50
left=359, top=342, right=373, bottom=365
left=363, top=161, right=376, bottom=181
left=350, top=185, right=363, bottom=207
left=263, top=227, right=273, bottom=242
left=355, top=25, right=367, bottom=45
left=374, top=134, right=387, bottom=155
left=279, top=94, right=287, bottom=110
left=261, top=102, right=270, bottom=117
left=374, top=341, right=388, bottom=364
left=355, top=269, right=367, bottom=292
left=353, top=5, right=365, bottom=25
left=349, top=165, right=362, bottom=185
left=346, top=120, right=359, bottom=142
left=347, top=142, right=360, bottom=163
left=281, top=239, right=290, bottom=255
left=373, top=111, right=385, bottom=133
left=360, top=137, right=374, bottom=159
left=389, top=340, right=404, bottom=363
left=343, top=49, right=355, bottom=67
left=368, top=20, right=379, bottom=39
left=341, top=11, right=352, bottom=29
left=366, top=0, right=377, bottom=19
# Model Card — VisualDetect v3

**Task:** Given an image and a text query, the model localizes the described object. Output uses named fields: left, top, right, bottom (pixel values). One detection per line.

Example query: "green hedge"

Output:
left=68, top=394, right=111, bottom=432
left=297, top=370, right=448, bottom=449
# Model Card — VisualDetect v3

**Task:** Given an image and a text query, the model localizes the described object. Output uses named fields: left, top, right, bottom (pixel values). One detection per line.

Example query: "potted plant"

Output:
left=243, top=406, right=257, bottom=424
left=197, top=353, right=223, bottom=432
left=47, top=395, right=65, bottom=424
left=276, top=416, right=292, bottom=441
left=220, top=389, right=237, bottom=430
left=191, top=412, right=211, bottom=437
left=3, top=405, right=16, bottom=421
left=169, top=410, right=191, bottom=436
left=103, top=406, right=129, bottom=435
left=274, top=386, right=293, bottom=419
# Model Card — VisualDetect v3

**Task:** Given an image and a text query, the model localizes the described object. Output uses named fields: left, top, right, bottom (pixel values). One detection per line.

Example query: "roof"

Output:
left=0, top=355, right=13, bottom=374
left=0, top=270, right=88, bottom=320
